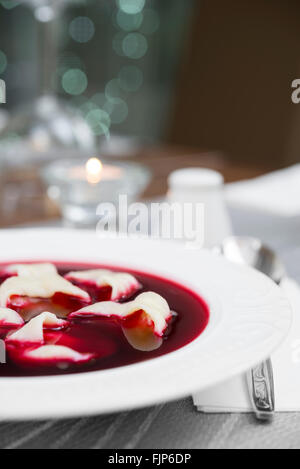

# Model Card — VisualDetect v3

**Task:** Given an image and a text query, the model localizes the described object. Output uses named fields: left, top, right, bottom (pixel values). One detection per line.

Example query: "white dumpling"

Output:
left=70, top=291, right=171, bottom=337
left=6, top=312, right=68, bottom=345
left=0, top=307, right=24, bottom=327
left=23, top=345, right=94, bottom=363
left=3, top=263, right=58, bottom=278
left=65, top=269, right=141, bottom=300
left=0, top=272, right=90, bottom=307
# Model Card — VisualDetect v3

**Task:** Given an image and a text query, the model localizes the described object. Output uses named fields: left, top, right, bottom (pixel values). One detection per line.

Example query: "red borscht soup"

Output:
left=0, top=262, right=209, bottom=376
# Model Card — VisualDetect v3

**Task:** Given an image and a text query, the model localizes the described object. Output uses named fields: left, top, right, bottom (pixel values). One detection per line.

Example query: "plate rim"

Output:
left=0, top=228, right=292, bottom=420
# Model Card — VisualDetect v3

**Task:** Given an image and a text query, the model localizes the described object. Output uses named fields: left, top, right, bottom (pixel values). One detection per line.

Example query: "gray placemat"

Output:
left=2, top=400, right=300, bottom=449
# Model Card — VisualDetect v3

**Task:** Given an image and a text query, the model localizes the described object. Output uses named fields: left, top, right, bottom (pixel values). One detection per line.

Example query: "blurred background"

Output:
left=0, top=0, right=299, bottom=228
left=1, top=0, right=191, bottom=139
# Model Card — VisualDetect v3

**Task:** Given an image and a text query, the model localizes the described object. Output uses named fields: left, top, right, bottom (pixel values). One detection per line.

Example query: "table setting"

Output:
left=1, top=0, right=300, bottom=452
left=0, top=161, right=297, bottom=449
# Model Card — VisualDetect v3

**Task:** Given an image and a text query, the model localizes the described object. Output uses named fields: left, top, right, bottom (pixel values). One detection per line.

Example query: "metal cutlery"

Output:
left=217, top=236, right=285, bottom=420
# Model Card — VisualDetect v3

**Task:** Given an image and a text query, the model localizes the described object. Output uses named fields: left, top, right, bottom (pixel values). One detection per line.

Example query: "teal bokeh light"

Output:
left=1, top=1, right=19, bottom=10
left=105, top=97, right=128, bottom=124
left=117, top=0, right=145, bottom=15
left=85, top=108, right=111, bottom=136
left=122, top=33, right=148, bottom=59
left=112, top=32, right=125, bottom=57
left=62, top=69, right=88, bottom=96
left=69, top=16, right=95, bottom=43
left=116, top=10, right=143, bottom=31
left=105, top=78, right=123, bottom=100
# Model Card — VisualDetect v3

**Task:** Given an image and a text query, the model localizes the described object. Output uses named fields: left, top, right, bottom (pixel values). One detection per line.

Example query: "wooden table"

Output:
left=0, top=144, right=271, bottom=228
left=132, top=145, right=271, bottom=198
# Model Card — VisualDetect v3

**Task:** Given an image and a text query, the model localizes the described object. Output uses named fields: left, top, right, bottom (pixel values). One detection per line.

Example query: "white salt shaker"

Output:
left=168, top=168, right=232, bottom=248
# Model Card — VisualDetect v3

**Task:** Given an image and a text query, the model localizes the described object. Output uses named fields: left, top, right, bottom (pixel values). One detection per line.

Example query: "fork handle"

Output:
left=247, top=359, right=275, bottom=420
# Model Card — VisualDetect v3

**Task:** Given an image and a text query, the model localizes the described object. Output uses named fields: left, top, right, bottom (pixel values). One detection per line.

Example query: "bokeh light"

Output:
left=62, top=69, right=88, bottom=96
left=105, top=78, right=123, bottom=100
left=69, top=16, right=95, bottom=43
left=0, top=50, right=7, bottom=74
left=35, top=6, right=55, bottom=22
left=105, top=98, right=128, bottom=124
left=112, top=32, right=125, bottom=57
left=118, top=65, right=143, bottom=92
left=116, top=10, right=143, bottom=31
left=117, top=0, right=145, bottom=15
left=122, top=33, right=148, bottom=59
left=1, top=1, right=20, bottom=9
left=85, top=109, right=111, bottom=137
left=90, top=93, right=128, bottom=124
left=140, top=8, right=160, bottom=35
left=79, top=100, right=98, bottom=116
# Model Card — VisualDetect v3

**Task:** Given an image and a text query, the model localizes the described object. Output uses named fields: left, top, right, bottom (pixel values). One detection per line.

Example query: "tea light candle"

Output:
left=71, top=158, right=124, bottom=185
left=65, top=157, right=126, bottom=205
left=42, top=157, right=151, bottom=227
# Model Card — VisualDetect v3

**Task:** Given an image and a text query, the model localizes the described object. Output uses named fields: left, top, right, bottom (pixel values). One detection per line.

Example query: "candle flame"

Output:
left=85, top=158, right=103, bottom=184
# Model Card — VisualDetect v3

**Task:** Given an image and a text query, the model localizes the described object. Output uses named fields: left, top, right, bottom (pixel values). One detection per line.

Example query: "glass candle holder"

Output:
left=41, top=157, right=151, bottom=228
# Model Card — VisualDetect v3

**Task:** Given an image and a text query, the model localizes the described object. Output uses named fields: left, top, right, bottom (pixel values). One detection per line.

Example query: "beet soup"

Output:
left=0, top=262, right=209, bottom=377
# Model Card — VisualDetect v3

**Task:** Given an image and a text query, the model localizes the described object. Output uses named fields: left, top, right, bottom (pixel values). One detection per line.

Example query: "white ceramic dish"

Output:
left=0, top=229, right=292, bottom=420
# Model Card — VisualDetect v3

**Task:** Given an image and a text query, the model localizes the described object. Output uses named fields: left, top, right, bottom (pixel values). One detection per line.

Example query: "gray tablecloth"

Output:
left=1, top=209, right=300, bottom=449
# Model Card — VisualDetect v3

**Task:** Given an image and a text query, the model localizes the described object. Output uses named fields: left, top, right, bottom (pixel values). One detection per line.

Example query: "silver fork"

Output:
left=217, top=236, right=285, bottom=420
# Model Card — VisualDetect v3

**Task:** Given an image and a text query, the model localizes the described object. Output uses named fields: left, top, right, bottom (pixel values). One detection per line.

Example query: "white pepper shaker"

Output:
left=168, top=168, right=232, bottom=248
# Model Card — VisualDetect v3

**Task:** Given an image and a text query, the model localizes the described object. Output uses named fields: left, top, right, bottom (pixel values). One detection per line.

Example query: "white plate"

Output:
left=0, top=229, right=292, bottom=420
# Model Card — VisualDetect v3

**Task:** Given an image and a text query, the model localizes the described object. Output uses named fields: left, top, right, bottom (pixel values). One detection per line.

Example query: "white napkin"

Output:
left=226, top=164, right=300, bottom=217
left=193, top=277, right=300, bottom=413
